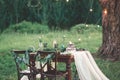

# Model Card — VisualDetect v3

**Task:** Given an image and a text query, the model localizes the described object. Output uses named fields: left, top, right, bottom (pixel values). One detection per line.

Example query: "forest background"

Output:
left=0, top=0, right=101, bottom=32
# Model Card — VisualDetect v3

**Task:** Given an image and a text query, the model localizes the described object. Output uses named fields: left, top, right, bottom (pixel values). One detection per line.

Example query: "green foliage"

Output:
left=0, top=0, right=28, bottom=32
left=0, top=52, right=17, bottom=80
left=0, top=0, right=101, bottom=31
left=71, top=24, right=102, bottom=34
left=4, top=21, right=49, bottom=34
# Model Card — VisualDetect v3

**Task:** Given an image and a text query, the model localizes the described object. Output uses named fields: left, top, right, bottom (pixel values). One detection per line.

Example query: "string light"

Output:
left=86, top=24, right=88, bottom=27
left=89, top=8, right=93, bottom=12
left=104, top=9, right=107, bottom=15
left=66, top=0, right=69, bottom=2
left=78, top=38, right=81, bottom=42
left=97, top=25, right=100, bottom=27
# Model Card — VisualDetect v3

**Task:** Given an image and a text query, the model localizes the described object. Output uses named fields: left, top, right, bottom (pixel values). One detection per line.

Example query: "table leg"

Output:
left=66, top=61, right=72, bottom=80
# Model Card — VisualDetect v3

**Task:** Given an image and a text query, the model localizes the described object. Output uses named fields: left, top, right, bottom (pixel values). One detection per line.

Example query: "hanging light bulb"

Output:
left=104, top=9, right=107, bottom=15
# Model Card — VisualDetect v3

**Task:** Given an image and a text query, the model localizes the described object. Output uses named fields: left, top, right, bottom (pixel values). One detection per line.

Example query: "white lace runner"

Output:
left=73, top=51, right=109, bottom=80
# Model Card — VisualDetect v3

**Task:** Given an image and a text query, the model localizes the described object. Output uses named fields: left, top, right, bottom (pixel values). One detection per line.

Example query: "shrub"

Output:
left=3, top=21, right=49, bottom=34
left=70, top=24, right=102, bottom=34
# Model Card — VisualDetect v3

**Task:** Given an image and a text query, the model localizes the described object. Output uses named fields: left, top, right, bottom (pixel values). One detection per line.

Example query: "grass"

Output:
left=0, top=30, right=101, bottom=53
left=0, top=27, right=120, bottom=80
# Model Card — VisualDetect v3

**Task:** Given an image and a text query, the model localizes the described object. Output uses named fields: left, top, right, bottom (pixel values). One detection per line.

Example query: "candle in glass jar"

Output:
left=53, top=40, right=58, bottom=48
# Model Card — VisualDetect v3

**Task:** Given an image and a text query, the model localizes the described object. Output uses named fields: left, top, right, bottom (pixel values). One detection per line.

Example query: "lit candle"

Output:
left=53, top=40, right=58, bottom=48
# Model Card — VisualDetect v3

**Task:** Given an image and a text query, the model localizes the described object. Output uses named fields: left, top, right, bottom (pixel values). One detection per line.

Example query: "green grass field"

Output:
left=0, top=27, right=120, bottom=80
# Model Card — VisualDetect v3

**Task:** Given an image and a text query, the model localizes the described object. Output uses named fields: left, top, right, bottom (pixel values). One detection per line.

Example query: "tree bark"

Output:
left=99, top=0, right=120, bottom=60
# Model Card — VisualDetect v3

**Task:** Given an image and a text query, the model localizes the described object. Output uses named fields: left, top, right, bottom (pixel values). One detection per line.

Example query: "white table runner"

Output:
left=73, top=51, right=109, bottom=80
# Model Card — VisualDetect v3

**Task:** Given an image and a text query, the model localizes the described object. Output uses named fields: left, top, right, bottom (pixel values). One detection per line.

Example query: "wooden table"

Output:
left=13, top=50, right=74, bottom=80
left=56, top=54, right=74, bottom=80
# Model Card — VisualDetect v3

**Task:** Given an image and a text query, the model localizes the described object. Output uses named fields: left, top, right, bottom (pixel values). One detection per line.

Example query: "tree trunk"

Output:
left=99, top=0, right=120, bottom=60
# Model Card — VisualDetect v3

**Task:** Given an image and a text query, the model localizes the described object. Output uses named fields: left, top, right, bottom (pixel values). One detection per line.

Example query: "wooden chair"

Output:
left=12, top=50, right=39, bottom=80
left=36, top=51, right=68, bottom=80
